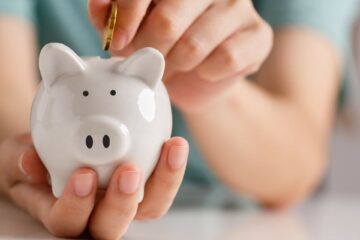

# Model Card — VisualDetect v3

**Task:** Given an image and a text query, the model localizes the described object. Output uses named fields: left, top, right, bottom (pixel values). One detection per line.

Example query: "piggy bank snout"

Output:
left=74, top=116, right=130, bottom=165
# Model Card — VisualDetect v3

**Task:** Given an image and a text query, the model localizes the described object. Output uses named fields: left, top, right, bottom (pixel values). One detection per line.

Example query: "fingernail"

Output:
left=18, top=153, right=29, bottom=176
left=112, top=30, right=128, bottom=50
left=18, top=153, right=33, bottom=181
left=74, top=173, right=94, bottom=197
left=168, top=145, right=188, bottom=170
left=118, top=170, right=140, bottom=194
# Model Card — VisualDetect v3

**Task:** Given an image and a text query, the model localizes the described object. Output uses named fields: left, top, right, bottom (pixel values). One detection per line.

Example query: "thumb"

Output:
left=0, top=135, right=48, bottom=197
left=88, top=0, right=152, bottom=50
left=17, top=147, right=48, bottom=183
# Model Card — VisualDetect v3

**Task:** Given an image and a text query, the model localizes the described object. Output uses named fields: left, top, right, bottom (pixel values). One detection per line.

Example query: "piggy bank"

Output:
left=30, top=43, right=172, bottom=200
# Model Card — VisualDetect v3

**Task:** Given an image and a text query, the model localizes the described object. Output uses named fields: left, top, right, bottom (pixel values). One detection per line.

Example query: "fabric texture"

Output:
left=254, top=0, right=359, bottom=59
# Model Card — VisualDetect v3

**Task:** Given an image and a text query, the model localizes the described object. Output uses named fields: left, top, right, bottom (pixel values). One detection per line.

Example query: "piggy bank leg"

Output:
left=50, top=175, right=66, bottom=198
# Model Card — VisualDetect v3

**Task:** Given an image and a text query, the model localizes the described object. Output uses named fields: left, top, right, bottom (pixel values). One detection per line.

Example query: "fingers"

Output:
left=166, top=0, right=247, bottom=71
left=165, top=71, right=237, bottom=112
left=89, top=163, right=141, bottom=240
left=89, top=0, right=152, bottom=50
left=5, top=145, right=41, bottom=184
left=88, top=0, right=112, bottom=29
left=9, top=168, right=97, bottom=238
left=136, top=137, right=189, bottom=220
left=89, top=138, right=188, bottom=239
left=195, top=21, right=273, bottom=81
left=130, top=0, right=212, bottom=55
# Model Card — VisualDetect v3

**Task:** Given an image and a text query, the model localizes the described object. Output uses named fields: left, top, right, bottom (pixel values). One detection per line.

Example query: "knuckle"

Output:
left=263, top=21, right=274, bottom=40
left=262, top=22, right=274, bottom=55
left=149, top=10, right=180, bottom=40
left=258, top=21, right=274, bottom=45
left=220, top=44, right=242, bottom=71
left=254, top=21, right=274, bottom=61
left=157, top=173, right=181, bottom=191
left=246, top=64, right=261, bottom=76
left=195, top=67, right=211, bottom=81
left=118, top=1, right=146, bottom=14
left=43, top=206, right=88, bottom=238
left=119, top=206, right=135, bottom=218
left=179, top=35, right=205, bottom=60
left=226, top=0, right=242, bottom=9
left=251, top=64, right=261, bottom=73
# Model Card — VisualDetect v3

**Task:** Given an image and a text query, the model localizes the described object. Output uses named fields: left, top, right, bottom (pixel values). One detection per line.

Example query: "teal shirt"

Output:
left=0, top=0, right=358, bottom=206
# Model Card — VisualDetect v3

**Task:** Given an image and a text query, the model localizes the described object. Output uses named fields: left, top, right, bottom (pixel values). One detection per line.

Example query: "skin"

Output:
left=0, top=0, right=341, bottom=238
left=0, top=134, right=188, bottom=239
left=89, top=0, right=340, bottom=207
left=0, top=17, right=189, bottom=240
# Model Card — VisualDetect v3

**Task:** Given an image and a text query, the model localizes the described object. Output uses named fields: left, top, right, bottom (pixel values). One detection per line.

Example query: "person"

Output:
left=0, top=0, right=358, bottom=239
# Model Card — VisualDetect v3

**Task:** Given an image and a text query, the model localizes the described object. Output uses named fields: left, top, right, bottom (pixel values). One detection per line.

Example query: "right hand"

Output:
left=0, top=133, right=189, bottom=239
left=88, top=0, right=273, bottom=113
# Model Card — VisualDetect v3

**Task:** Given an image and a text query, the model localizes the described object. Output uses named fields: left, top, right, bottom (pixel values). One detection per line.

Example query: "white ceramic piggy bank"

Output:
left=31, top=43, right=172, bottom=200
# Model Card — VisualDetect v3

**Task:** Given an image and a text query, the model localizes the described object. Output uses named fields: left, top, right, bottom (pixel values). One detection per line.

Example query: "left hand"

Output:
left=2, top=134, right=189, bottom=239
left=89, top=0, right=273, bottom=112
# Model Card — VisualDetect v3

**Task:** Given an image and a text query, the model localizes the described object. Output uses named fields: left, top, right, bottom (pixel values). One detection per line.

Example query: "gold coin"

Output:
left=103, top=1, right=118, bottom=51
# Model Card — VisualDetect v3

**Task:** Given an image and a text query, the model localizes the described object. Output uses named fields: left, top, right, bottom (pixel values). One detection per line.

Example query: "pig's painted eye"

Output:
left=83, top=90, right=89, bottom=97
left=110, top=90, right=116, bottom=96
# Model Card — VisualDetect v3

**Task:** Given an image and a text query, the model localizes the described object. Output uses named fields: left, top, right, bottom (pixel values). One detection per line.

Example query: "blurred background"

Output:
left=326, top=13, right=360, bottom=196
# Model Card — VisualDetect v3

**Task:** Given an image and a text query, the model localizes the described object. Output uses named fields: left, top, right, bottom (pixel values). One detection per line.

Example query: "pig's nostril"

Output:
left=86, top=135, right=93, bottom=149
left=103, top=135, right=110, bottom=148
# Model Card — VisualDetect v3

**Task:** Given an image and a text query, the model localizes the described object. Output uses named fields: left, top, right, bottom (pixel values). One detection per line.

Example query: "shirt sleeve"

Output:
left=0, top=0, right=36, bottom=23
left=254, top=0, right=360, bottom=58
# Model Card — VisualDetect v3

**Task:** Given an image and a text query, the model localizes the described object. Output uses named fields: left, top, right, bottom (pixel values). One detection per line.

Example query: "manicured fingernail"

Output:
left=112, top=30, right=128, bottom=50
left=168, top=145, right=188, bottom=170
left=74, top=173, right=94, bottom=197
left=118, top=170, right=140, bottom=194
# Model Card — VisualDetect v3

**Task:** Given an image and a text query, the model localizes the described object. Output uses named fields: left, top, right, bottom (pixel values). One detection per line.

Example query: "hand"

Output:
left=89, top=0, right=273, bottom=112
left=0, top=133, right=189, bottom=239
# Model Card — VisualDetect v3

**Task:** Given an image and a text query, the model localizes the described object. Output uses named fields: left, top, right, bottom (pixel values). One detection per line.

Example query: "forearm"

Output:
left=184, top=29, right=340, bottom=207
left=0, top=18, right=38, bottom=141
left=0, top=85, right=35, bottom=141
left=185, top=80, right=328, bottom=206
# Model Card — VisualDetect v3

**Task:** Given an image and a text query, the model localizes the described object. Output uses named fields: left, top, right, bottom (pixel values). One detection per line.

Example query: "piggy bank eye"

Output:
left=110, top=90, right=116, bottom=96
left=83, top=90, right=89, bottom=97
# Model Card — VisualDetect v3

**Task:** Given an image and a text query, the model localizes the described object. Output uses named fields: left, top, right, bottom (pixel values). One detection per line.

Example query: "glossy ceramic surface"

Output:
left=30, top=43, right=172, bottom=199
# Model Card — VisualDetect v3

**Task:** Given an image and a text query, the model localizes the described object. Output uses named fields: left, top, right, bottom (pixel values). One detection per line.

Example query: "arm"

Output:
left=88, top=0, right=343, bottom=207
left=0, top=14, right=189, bottom=240
left=0, top=17, right=37, bottom=141
left=185, top=29, right=340, bottom=207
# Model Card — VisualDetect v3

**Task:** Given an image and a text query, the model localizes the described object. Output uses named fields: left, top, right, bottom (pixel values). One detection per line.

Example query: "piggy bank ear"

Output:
left=119, top=48, right=165, bottom=89
left=39, top=43, right=86, bottom=88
